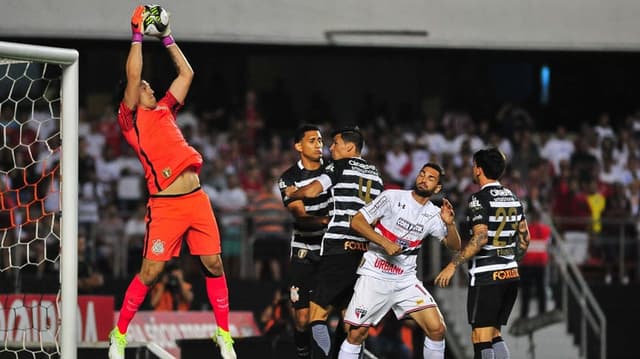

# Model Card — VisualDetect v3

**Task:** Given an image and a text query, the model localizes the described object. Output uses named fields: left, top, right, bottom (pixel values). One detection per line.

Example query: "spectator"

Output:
left=260, top=286, right=295, bottom=338
left=540, top=125, right=574, bottom=175
left=599, top=183, right=634, bottom=284
left=96, top=204, right=125, bottom=277
left=213, top=173, right=248, bottom=278
left=383, top=139, right=409, bottom=188
left=417, top=116, right=447, bottom=161
left=123, top=204, right=147, bottom=274
left=78, top=232, right=104, bottom=294
left=518, top=208, right=552, bottom=319
left=240, top=162, right=264, bottom=200
left=150, top=261, right=194, bottom=311
left=365, top=314, right=411, bottom=359
left=250, top=176, right=291, bottom=281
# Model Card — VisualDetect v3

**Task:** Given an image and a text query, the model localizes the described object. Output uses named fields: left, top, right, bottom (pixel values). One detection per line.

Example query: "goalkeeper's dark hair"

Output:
left=294, top=124, right=321, bottom=143
left=421, top=163, right=445, bottom=184
left=473, top=147, right=506, bottom=180
left=332, top=125, right=364, bottom=153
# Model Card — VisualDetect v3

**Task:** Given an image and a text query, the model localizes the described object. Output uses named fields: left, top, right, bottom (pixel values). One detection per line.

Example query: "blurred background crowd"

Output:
left=4, top=86, right=639, bottom=287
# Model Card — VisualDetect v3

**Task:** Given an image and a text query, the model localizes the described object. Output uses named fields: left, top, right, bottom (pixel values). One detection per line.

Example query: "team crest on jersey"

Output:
left=469, top=196, right=481, bottom=210
left=162, top=167, right=172, bottom=178
left=355, top=307, right=367, bottom=319
left=297, top=249, right=308, bottom=259
left=151, top=239, right=165, bottom=255
left=290, top=286, right=300, bottom=303
left=278, top=178, right=286, bottom=189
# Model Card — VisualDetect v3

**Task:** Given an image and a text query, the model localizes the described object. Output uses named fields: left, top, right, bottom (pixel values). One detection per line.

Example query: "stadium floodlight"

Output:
left=0, top=41, right=78, bottom=359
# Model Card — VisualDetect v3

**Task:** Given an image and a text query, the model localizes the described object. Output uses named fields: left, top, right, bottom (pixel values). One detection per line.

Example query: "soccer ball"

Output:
left=143, top=5, right=170, bottom=36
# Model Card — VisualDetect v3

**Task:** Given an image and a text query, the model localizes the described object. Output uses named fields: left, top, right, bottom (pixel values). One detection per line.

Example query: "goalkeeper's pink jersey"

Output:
left=117, top=91, right=202, bottom=195
left=358, top=189, right=447, bottom=281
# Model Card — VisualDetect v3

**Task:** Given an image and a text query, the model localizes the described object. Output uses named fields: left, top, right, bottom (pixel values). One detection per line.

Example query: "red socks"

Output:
left=206, top=275, right=230, bottom=331
left=116, top=275, right=149, bottom=333
left=115, top=274, right=230, bottom=333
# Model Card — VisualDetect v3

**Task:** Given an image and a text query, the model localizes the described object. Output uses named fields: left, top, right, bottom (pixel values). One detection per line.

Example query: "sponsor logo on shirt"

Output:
left=492, top=268, right=519, bottom=281
left=344, top=240, right=368, bottom=252
left=397, top=217, right=424, bottom=234
left=490, top=188, right=513, bottom=197
left=374, top=258, right=404, bottom=275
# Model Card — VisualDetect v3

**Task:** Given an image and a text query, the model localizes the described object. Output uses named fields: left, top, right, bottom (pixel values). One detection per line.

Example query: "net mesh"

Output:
left=0, top=60, right=62, bottom=358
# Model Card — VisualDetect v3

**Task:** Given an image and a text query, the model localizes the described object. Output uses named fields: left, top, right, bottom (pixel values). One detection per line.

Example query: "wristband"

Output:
left=162, top=35, right=175, bottom=47
left=132, top=33, right=143, bottom=43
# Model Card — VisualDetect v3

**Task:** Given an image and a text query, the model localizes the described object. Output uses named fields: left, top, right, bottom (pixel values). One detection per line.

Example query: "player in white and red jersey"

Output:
left=338, top=163, right=461, bottom=359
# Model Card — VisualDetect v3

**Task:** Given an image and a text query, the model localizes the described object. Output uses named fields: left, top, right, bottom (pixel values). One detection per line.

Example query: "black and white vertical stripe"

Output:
left=466, top=183, right=525, bottom=286
left=279, top=161, right=331, bottom=251
left=321, top=157, right=384, bottom=255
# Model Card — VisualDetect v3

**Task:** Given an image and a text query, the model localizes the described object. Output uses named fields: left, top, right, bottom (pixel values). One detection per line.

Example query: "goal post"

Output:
left=0, top=41, right=78, bottom=359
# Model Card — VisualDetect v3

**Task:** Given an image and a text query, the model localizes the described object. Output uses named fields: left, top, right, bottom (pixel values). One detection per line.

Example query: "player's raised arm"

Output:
left=123, top=5, right=146, bottom=110
left=150, top=8, right=194, bottom=104
left=165, top=44, right=194, bottom=104
left=440, top=198, right=462, bottom=251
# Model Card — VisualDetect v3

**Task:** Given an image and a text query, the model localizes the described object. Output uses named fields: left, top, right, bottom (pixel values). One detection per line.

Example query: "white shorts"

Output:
left=343, top=275, right=437, bottom=327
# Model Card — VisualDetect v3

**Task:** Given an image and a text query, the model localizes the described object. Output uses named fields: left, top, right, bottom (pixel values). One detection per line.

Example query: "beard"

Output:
left=413, top=183, right=434, bottom=198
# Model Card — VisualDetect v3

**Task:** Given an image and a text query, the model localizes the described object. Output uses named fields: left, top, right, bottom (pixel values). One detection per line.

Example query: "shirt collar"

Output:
left=481, top=181, right=501, bottom=190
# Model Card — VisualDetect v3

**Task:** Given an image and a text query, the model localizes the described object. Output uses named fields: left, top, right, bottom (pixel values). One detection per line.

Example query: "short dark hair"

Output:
left=332, top=125, right=364, bottom=153
left=421, top=162, right=445, bottom=184
left=294, top=124, right=321, bottom=143
left=473, top=147, right=506, bottom=180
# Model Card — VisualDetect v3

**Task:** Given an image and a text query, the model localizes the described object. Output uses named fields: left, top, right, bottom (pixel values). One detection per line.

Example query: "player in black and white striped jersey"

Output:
left=285, top=126, right=384, bottom=359
left=279, top=124, right=331, bottom=358
left=435, top=147, right=530, bottom=359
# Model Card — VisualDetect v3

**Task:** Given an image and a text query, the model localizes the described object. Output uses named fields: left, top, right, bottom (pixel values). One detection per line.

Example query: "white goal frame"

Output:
left=0, top=41, right=79, bottom=359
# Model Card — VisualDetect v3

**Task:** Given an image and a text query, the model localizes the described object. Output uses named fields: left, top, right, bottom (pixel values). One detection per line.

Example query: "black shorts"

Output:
left=289, top=248, right=321, bottom=310
left=467, top=281, right=518, bottom=328
left=253, top=235, right=289, bottom=261
left=311, top=253, right=363, bottom=310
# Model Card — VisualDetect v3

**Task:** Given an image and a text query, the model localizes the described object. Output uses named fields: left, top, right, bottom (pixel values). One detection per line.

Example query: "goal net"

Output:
left=0, top=42, right=78, bottom=359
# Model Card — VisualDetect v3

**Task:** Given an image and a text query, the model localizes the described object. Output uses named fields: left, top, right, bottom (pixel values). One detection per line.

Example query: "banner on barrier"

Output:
left=0, top=294, right=114, bottom=342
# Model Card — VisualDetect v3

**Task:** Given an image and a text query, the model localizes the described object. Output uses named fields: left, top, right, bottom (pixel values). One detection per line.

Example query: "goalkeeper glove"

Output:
left=131, top=5, right=147, bottom=43
left=152, top=6, right=174, bottom=47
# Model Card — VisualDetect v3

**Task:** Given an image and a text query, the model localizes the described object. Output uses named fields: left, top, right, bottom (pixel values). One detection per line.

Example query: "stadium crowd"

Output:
left=2, top=91, right=640, bottom=286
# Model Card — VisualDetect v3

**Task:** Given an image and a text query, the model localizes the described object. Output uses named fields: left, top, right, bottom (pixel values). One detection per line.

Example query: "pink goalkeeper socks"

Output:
left=116, top=275, right=149, bottom=333
left=206, top=275, right=230, bottom=331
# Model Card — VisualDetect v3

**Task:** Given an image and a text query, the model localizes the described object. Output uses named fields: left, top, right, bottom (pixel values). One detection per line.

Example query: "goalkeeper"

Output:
left=109, top=5, right=237, bottom=359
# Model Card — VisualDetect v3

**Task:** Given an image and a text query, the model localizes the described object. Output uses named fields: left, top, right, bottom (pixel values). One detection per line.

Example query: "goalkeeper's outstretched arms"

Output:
left=149, top=6, right=194, bottom=104
left=164, top=42, right=194, bottom=104
left=123, top=5, right=146, bottom=110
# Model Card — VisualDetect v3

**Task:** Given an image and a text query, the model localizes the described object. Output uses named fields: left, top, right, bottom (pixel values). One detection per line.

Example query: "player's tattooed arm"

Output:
left=435, top=224, right=488, bottom=288
left=451, top=224, right=489, bottom=267
left=514, top=219, right=530, bottom=262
